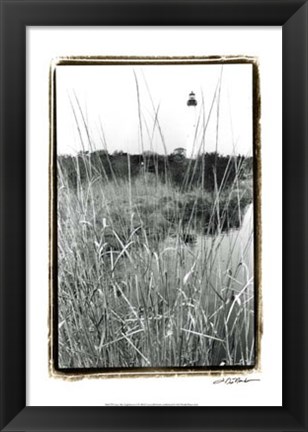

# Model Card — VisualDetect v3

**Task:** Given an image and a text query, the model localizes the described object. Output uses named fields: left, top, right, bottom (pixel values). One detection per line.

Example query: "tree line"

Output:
left=58, top=148, right=253, bottom=191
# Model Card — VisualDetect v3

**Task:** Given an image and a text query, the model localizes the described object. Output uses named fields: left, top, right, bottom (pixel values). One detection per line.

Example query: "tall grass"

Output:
left=57, top=74, right=254, bottom=369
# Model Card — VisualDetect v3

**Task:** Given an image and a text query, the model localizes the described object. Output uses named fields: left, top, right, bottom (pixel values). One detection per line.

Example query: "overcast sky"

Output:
left=56, top=63, right=253, bottom=156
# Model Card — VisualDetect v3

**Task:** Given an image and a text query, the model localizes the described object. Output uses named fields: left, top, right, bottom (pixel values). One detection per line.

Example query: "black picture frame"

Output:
left=0, top=0, right=307, bottom=431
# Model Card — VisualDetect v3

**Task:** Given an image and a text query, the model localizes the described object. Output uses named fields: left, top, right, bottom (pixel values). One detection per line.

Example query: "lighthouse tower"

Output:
left=186, top=91, right=198, bottom=158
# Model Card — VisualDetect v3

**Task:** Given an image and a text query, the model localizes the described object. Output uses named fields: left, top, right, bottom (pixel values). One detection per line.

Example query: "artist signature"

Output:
left=213, top=376, right=260, bottom=385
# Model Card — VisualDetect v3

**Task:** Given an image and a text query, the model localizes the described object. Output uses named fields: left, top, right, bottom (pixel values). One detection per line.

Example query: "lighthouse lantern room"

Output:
left=187, top=91, right=197, bottom=107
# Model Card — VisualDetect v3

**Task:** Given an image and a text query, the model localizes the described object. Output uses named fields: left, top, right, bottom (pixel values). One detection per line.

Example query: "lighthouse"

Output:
left=186, top=91, right=198, bottom=158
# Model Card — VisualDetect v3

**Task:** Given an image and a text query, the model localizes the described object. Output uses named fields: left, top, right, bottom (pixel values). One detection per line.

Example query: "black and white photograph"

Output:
left=54, top=59, right=257, bottom=370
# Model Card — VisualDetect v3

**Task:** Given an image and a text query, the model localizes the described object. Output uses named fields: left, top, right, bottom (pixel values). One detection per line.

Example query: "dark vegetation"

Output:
left=59, top=148, right=252, bottom=191
left=58, top=149, right=253, bottom=239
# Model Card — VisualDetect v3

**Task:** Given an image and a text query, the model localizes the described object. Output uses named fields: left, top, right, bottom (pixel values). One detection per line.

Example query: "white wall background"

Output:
left=27, top=27, right=282, bottom=406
